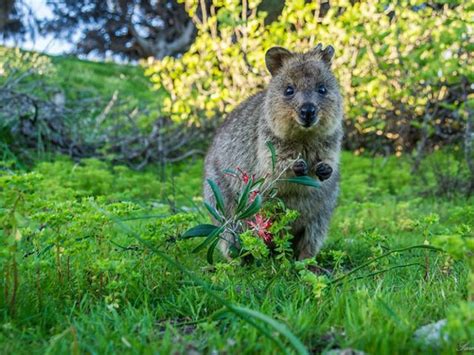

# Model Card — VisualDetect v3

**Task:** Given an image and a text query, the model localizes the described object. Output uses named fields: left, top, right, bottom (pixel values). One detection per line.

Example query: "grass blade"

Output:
left=329, top=245, right=443, bottom=285
left=266, top=141, right=277, bottom=173
left=233, top=306, right=308, bottom=355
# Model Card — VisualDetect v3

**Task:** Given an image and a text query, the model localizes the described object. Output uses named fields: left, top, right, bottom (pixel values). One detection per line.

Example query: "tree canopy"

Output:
left=0, top=0, right=285, bottom=60
left=0, top=0, right=37, bottom=41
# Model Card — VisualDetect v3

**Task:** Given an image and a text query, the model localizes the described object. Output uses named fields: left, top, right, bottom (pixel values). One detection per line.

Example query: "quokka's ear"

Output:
left=321, top=45, right=335, bottom=64
left=265, top=46, right=292, bottom=76
left=313, top=43, right=323, bottom=53
left=311, top=43, right=335, bottom=66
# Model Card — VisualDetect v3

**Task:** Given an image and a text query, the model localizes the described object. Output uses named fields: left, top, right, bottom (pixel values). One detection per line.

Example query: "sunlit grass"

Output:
left=0, top=152, right=471, bottom=353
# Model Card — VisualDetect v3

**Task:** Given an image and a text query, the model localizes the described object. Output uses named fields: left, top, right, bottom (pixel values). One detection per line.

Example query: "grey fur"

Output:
left=204, top=46, right=343, bottom=260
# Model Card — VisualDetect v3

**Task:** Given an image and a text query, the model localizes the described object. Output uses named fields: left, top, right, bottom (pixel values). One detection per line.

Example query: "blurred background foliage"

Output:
left=147, top=0, right=473, bottom=157
left=2, top=0, right=472, bottom=192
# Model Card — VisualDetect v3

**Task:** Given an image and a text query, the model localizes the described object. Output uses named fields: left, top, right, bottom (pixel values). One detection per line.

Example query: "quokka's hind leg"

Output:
left=295, top=219, right=328, bottom=260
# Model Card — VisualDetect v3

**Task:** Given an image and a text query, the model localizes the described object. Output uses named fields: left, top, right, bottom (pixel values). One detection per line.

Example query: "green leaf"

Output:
left=207, top=179, right=226, bottom=214
left=204, top=202, right=224, bottom=222
left=182, top=224, right=218, bottom=239
left=282, top=176, right=320, bottom=188
left=207, top=238, right=220, bottom=264
left=192, top=226, right=224, bottom=253
left=266, top=141, right=277, bottom=173
left=236, top=180, right=253, bottom=214
left=229, top=245, right=241, bottom=258
left=237, top=194, right=262, bottom=220
left=251, top=177, right=265, bottom=189
left=223, top=168, right=238, bottom=176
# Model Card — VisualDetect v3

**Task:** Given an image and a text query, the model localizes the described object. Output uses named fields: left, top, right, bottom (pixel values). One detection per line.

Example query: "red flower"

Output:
left=225, top=167, right=260, bottom=203
left=247, top=214, right=273, bottom=244
left=237, top=167, right=256, bottom=184
left=225, top=167, right=257, bottom=185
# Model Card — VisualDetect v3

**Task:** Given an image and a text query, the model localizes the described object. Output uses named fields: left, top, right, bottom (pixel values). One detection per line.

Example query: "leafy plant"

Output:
left=182, top=141, right=318, bottom=263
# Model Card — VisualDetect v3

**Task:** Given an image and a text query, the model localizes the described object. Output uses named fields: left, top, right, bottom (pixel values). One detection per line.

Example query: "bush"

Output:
left=146, top=0, right=473, bottom=154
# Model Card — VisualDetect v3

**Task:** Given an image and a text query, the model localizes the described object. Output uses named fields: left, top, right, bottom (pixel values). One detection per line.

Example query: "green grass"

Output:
left=51, top=55, right=159, bottom=106
left=0, top=46, right=158, bottom=106
left=0, top=152, right=471, bottom=354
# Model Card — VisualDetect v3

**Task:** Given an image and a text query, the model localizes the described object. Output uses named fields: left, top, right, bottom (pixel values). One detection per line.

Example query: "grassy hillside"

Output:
left=50, top=55, right=158, bottom=105
left=0, top=46, right=157, bottom=104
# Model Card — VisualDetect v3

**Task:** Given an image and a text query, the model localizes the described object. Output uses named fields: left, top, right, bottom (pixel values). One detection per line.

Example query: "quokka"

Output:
left=204, top=44, right=343, bottom=260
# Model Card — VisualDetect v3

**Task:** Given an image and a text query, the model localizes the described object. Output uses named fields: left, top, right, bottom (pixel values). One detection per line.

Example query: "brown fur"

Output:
left=204, top=45, right=343, bottom=260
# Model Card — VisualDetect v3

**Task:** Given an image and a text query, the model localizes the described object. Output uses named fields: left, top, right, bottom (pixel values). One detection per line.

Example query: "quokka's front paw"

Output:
left=293, top=159, right=308, bottom=176
left=315, top=162, right=333, bottom=181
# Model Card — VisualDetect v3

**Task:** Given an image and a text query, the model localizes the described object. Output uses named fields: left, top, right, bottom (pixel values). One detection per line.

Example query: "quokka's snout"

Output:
left=298, top=102, right=318, bottom=127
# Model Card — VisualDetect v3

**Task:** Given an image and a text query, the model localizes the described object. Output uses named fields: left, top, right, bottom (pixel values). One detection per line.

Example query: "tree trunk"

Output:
left=0, top=0, right=15, bottom=30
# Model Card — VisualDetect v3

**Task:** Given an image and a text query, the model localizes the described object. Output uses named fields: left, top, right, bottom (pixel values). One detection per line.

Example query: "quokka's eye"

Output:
left=284, top=85, right=295, bottom=97
left=317, top=85, right=327, bottom=96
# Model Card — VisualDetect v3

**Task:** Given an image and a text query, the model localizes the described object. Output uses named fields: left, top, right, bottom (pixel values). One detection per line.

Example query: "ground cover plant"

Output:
left=1, top=151, right=472, bottom=354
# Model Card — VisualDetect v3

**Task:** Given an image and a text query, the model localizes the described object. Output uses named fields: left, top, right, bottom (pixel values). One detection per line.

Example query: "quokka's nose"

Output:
left=299, top=103, right=318, bottom=126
